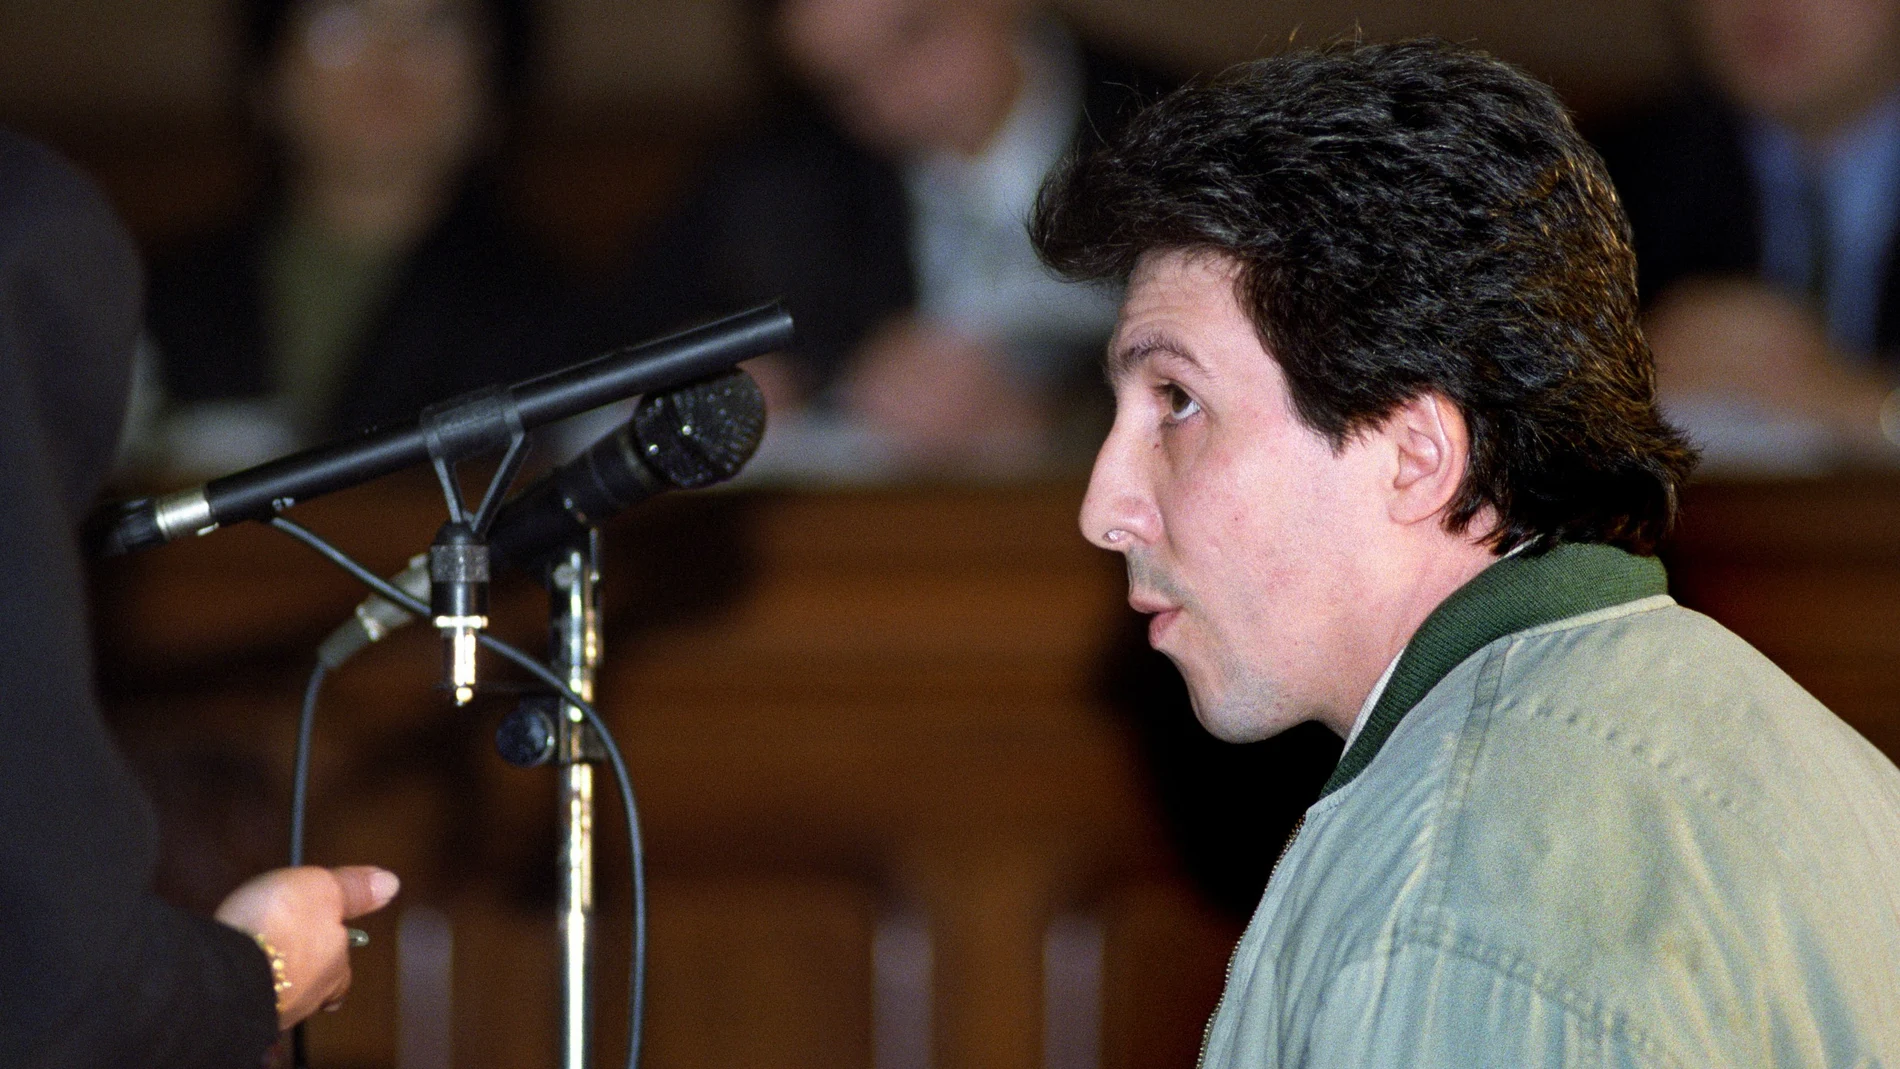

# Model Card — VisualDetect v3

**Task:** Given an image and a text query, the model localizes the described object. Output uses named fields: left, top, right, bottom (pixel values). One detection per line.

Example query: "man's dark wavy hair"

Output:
left=1031, top=38, right=1697, bottom=555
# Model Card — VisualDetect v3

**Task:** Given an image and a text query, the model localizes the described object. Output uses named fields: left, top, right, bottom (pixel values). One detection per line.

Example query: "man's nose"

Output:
left=1079, top=424, right=1158, bottom=552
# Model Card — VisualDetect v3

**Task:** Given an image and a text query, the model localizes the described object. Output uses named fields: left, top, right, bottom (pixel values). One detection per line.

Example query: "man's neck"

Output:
left=1318, top=534, right=1501, bottom=738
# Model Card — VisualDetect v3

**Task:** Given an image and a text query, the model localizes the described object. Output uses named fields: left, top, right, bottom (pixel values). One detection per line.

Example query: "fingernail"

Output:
left=370, top=870, right=401, bottom=903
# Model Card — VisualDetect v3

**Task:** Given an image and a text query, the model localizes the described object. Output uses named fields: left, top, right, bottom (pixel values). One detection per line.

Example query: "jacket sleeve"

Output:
left=0, top=362, right=280, bottom=1069
left=1301, top=940, right=1664, bottom=1069
left=0, top=127, right=280, bottom=1068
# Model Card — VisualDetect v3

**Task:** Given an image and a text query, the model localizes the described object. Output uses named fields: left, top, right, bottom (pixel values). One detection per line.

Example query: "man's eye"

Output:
left=1164, top=384, right=1201, bottom=422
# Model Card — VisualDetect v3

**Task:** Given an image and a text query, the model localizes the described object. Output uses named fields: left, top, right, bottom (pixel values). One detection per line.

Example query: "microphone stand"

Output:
left=415, top=381, right=609, bottom=1068
left=548, top=530, right=605, bottom=1069
left=133, top=335, right=778, bottom=1069
left=310, top=365, right=768, bottom=1069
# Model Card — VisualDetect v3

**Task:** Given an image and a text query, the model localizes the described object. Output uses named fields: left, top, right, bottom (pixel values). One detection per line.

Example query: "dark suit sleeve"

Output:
left=0, top=347, right=280, bottom=1069
left=594, top=102, right=917, bottom=396
left=0, top=127, right=279, bottom=1069
left=1593, top=92, right=1762, bottom=306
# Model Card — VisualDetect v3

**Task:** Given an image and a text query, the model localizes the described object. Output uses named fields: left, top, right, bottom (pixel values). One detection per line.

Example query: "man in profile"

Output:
left=1034, top=39, right=1900, bottom=1064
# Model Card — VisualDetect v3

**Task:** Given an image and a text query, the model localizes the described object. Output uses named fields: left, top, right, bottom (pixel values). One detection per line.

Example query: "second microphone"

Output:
left=319, top=368, right=768, bottom=670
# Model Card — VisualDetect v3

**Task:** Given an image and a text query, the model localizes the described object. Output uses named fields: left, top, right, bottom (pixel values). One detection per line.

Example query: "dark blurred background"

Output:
left=0, top=0, right=1689, bottom=484
left=0, top=0, right=1679, bottom=245
left=10, top=2, right=1899, bottom=1068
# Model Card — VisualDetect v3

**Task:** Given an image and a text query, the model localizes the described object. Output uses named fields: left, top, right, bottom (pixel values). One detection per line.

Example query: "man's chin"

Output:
left=1184, top=682, right=1300, bottom=744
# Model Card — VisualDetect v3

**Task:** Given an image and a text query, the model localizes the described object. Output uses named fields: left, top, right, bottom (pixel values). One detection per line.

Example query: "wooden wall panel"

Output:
left=1666, top=477, right=1900, bottom=757
left=1099, top=883, right=1239, bottom=1069
left=638, top=878, right=877, bottom=1069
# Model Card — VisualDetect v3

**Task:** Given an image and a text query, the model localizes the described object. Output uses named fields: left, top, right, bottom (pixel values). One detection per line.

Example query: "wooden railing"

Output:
left=90, top=475, right=1900, bottom=1069
left=1664, top=474, right=1900, bottom=757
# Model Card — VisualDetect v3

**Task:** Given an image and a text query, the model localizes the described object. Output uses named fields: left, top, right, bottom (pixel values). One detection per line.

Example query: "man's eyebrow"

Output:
left=1105, top=332, right=1205, bottom=382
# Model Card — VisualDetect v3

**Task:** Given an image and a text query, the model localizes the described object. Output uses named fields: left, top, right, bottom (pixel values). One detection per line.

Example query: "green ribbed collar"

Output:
left=1318, top=542, right=1667, bottom=799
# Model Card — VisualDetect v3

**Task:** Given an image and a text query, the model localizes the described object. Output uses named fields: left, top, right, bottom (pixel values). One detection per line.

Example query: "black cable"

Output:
left=269, top=515, right=647, bottom=1069
left=292, top=662, right=324, bottom=867
left=289, top=660, right=326, bottom=1069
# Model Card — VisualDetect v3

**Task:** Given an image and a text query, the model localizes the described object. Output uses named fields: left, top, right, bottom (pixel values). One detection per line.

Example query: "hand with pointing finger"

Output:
left=213, top=865, right=400, bottom=1030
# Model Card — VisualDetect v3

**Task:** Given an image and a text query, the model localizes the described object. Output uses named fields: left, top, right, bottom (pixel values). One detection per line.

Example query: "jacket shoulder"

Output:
left=1419, top=603, right=1900, bottom=1062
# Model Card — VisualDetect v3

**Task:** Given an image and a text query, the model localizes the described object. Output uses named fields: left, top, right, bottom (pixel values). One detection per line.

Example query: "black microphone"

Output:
left=93, top=303, right=792, bottom=557
left=316, top=368, right=767, bottom=669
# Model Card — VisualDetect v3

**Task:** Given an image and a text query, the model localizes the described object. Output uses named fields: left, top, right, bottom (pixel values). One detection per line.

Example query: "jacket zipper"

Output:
left=1195, top=813, right=1307, bottom=1069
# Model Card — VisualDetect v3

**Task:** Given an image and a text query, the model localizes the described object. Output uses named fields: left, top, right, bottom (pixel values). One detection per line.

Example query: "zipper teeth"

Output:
left=1195, top=814, right=1307, bottom=1069
left=1266, top=814, right=1308, bottom=882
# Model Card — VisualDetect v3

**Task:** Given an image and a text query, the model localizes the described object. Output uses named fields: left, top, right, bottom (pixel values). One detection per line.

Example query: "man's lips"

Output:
left=1146, top=608, right=1180, bottom=647
left=1130, top=593, right=1181, bottom=646
left=1127, top=572, right=1182, bottom=648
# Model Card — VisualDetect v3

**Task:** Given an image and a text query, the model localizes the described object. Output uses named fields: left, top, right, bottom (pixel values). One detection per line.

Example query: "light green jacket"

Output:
left=1202, top=544, right=1900, bottom=1068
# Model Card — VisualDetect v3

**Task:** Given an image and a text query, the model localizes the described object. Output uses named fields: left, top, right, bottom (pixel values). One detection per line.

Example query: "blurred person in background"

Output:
left=1601, top=0, right=1900, bottom=470
left=605, top=0, right=1166, bottom=479
left=0, top=127, right=399, bottom=1069
left=132, top=0, right=579, bottom=478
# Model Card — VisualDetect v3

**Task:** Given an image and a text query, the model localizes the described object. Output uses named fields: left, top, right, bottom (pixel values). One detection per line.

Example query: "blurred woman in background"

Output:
left=134, top=0, right=580, bottom=477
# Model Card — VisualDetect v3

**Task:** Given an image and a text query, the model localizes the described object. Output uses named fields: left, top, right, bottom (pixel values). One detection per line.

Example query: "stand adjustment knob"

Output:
left=497, top=698, right=559, bottom=768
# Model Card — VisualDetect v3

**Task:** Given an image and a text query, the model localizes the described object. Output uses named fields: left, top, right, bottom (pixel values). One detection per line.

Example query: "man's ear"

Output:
left=1385, top=391, right=1470, bottom=526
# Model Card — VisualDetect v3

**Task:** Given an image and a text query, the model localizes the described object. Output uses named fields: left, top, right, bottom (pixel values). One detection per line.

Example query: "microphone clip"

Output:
left=419, top=387, right=531, bottom=705
left=430, top=521, right=490, bottom=705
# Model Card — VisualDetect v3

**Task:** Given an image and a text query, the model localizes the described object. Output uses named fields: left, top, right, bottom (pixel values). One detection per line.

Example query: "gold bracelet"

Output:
left=252, top=933, right=291, bottom=1016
